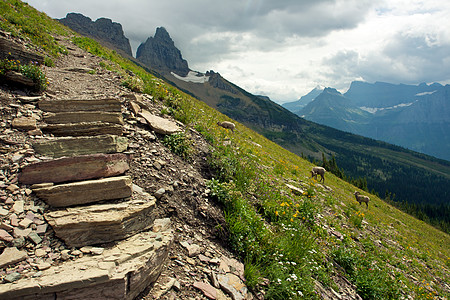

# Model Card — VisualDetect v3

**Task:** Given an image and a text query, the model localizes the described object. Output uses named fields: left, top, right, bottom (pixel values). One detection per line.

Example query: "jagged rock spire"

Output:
left=136, top=27, right=190, bottom=76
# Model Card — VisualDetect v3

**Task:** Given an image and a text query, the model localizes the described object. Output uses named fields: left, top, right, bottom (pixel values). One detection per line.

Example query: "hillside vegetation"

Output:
left=1, top=1, right=449, bottom=299
left=166, top=65, right=450, bottom=234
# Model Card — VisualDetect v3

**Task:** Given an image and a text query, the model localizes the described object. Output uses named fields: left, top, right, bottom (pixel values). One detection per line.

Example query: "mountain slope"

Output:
left=49, top=11, right=449, bottom=228
left=1, top=2, right=449, bottom=298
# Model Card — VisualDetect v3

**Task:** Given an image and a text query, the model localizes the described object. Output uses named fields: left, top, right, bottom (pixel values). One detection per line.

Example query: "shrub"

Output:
left=162, top=132, right=195, bottom=161
left=121, top=75, right=144, bottom=93
left=0, top=58, right=48, bottom=91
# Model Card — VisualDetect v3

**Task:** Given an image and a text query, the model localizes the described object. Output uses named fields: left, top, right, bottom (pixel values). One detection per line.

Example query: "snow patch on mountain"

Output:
left=360, top=102, right=415, bottom=114
left=171, top=71, right=209, bottom=83
left=415, top=90, right=437, bottom=96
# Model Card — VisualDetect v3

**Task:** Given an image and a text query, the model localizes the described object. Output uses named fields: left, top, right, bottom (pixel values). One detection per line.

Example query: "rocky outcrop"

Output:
left=59, top=13, right=132, bottom=57
left=0, top=226, right=173, bottom=300
left=206, top=70, right=238, bottom=94
left=136, top=27, right=190, bottom=76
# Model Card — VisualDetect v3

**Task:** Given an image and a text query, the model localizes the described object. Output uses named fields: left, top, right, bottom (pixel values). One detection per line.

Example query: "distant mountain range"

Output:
left=283, top=82, right=450, bottom=161
left=58, top=13, right=450, bottom=210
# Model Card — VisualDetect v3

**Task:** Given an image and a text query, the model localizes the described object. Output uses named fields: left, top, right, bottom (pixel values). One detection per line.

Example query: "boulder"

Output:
left=19, top=153, right=130, bottom=185
left=45, top=196, right=156, bottom=247
left=11, top=117, right=37, bottom=131
left=32, top=176, right=133, bottom=207
left=138, top=110, right=181, bottom=134
left=33, top=135, right=128, bottom=158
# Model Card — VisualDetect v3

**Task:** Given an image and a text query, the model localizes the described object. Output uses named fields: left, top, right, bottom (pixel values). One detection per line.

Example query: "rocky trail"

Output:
left=0, top=34, right=251, bottom=299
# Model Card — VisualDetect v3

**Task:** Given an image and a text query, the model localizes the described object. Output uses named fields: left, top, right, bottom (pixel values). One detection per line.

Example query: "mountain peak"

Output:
left=136, top=27, right=189, bottom=76
left=154, top=27, right=171, bottom=42
left=59, top=13, right=132, bottom=56
left=322, top=87, right=342, bottom=96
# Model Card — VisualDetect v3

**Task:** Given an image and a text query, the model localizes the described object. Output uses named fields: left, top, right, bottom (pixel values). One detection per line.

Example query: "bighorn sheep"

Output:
left=311, top=166, right=326, bottom=183
left=354, top=191, right=370, bottom=208
left=217, top=121, right=235, bottom=132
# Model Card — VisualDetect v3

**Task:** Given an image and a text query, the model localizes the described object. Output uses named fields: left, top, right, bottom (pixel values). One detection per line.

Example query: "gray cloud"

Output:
left=323, top=32, right=450, bottom=86
left=27, top=0, right=377, bottom=61
left=25, top=0, right=450, bottom=101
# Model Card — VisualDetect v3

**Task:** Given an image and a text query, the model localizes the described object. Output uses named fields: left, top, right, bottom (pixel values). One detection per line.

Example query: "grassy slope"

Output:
left=167, top=70, right=450, bottom=209
left=1, top=1, right=449, bottom=299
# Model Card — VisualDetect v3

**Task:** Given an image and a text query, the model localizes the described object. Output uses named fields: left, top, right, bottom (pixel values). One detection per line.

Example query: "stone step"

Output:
left=39, top=98, right=122, bottom=113
left=41, top=121, right=123, bottom=136
left=44, top=192, right=156, bottom=247
left=32, top=175, right=133, bottom=207
left=33, top=135, right=128, bottom=158
left=0, top=219, right=173, bottom=300
left=43, top=111, right=124, bottom=125
left=19, top=153, right=130, bottom=185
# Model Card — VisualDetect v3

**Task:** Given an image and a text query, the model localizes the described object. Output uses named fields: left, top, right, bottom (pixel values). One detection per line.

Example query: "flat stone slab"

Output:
left=43, top=111, right=124, bottom=125
left=39, top=98, right=122, bottom=113
left=0, top=247, right=28, bottom=268
left=138, top=110, right=181, bottom=134
left=45, top=195, right=156, bottom=247
left=19, top=153, right=130, bottom=185
left=32, top=175, right=133, bottom=207
left=33, top=135, right=128, bottom=158
left=0, top=222, right=173, bottom=300
left=286, top=183, right=305, bottom=196
left=42, top=121, right=123, bottom=136
left=217, top=273, right=248, bottom=300
left=11, top=117, right=37, bottom=131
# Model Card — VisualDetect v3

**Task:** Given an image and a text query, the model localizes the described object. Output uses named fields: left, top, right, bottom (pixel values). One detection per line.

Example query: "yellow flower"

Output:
left=275, top=211, right=279, bottom=216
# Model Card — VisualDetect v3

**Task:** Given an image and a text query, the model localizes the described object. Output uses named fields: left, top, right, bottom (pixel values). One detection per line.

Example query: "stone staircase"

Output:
left=0, top=97, right=174, bottom=299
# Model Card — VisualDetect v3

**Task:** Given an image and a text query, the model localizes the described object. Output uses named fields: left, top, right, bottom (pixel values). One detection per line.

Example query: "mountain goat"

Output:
left=311, top=166, right=326, bottom=183
left=217, top=121, right=235, bottom=132
left=354, top=191, right=370, bottom=208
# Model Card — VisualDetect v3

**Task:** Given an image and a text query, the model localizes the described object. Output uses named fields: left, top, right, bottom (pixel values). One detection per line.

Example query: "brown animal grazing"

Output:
left=354, top=191, right=370, bottom=208
left=311, top=166, right=326, bottom=183
left=217, top=121, right=235, bottom=132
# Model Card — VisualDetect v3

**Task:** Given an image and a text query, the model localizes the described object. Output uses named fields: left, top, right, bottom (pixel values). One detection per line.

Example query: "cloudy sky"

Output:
left=26, top=0, right=450, bottom=103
